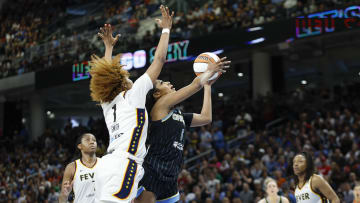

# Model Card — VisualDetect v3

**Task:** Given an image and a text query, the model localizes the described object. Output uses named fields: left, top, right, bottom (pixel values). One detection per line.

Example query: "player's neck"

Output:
left=297, top=174, right=306, bottom=186
left=81, top=153, right=97, bottom=166
left=267, top=195, right=279, bottom=202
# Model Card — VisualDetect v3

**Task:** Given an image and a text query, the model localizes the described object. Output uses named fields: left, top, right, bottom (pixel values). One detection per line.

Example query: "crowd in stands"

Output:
left=1, top=81, right=360, bottom=202
left=1, top=0, right=360, bottom=79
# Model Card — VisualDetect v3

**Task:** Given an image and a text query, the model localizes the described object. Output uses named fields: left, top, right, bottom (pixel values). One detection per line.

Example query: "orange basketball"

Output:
left=193, top=52, right=221, bottom=81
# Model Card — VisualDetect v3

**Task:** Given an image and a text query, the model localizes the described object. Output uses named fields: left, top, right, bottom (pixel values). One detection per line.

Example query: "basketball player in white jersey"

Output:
left=258, top=178, right=289, bottom=203
left=59, top=133, right=99, bottom=203
left=89, top=5, right=176, bottom=203
left=292, top=152, right=339, bottom=203
left=353, top=185, right=360, bottom=203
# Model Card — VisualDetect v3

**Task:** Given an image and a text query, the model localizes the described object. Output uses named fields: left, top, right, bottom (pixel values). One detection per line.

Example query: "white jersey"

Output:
left=73, top=158, right=99, bottom=203
left=295, top=175, right=328, bottom=203
left=101, top=73, right=153, bottom=161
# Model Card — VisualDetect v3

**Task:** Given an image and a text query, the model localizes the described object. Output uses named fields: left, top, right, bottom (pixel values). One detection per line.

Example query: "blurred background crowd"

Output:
left=1, top=0, right=359, bottom=79
left=2, top=81, right=360, bottom=202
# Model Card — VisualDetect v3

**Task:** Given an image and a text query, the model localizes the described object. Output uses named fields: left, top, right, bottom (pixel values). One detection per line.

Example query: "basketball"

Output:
left=193, top=52, right=221, bottom=81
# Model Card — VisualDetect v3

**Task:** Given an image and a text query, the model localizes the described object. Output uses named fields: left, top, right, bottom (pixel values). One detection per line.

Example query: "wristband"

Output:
left=162, top=28, right=170, bottom=34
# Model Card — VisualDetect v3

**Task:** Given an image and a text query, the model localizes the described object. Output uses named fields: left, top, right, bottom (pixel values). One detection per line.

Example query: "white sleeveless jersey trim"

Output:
left=295, top=176, right=328, bottom=203
left=73, top=158, right=99, bottom=203
left=101, top=73, right=153, bottom=161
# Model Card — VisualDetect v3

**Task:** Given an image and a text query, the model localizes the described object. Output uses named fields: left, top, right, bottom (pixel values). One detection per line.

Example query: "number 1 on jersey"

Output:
left=112, top=104, right=116, bottom=122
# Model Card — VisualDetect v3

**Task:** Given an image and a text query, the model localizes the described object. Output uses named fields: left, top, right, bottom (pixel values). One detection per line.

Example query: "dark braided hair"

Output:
left=287, top=151, right=315, bottom=186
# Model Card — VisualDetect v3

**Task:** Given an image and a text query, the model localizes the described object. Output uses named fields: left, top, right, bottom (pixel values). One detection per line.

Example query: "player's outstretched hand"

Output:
left=98, top=24, right=120, bottom=48
left=61, top=180, right=74, bottom=196
left=207, top=57, right=231, bottom=74
left=206, top=75, right=220, bottom=86
left=155, top=5, right=174, bottom=30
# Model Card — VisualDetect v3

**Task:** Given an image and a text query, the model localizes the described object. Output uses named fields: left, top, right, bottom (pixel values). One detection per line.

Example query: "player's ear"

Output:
left=153, top=90, right=161, bottom=100
left=77, top=143, right=82, bottom=151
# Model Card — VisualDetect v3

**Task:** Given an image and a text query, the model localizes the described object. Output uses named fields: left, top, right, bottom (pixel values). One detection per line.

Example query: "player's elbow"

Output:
left=331, top=197, right=340, bottom=203
left=203, top=117, right=212, bottom=125
left=154, top=55, right=166, bottom=64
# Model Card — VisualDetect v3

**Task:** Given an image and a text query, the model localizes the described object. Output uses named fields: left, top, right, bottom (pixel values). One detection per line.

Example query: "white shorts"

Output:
left=94, top=151, right=144, bottom=203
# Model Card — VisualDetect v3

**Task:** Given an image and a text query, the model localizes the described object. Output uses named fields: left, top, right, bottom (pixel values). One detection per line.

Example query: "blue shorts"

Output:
left=136, top=169, right=179, bottom=203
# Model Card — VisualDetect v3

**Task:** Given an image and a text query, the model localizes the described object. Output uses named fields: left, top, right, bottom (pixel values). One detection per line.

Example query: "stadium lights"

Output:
left=358, top=72, right=360, bottom=76
left=49, top=113, right=55, bottom=119
left=247, top=27, right=263, bottom=32
left=238, top=72, right=244, bottom=77
left=212, top=49, right=224, bottom=55
left=218, top=93, right=224, bottom=97
left=247, top=37, right=265, bottom=45
left=47, top=111, right=51, bottom=116
left=301, top=80, right=307, bottom=85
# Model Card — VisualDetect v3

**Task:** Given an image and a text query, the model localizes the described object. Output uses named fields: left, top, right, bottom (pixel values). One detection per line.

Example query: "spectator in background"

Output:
left=258, top=178, right=289, bottom=203
left=341, top=182, right=354, bottom=203
left=212, top=127, right=225, bottom=150
left=200, top=126, right=213, bottom=151
left=239, top=183, right=254, bottom=203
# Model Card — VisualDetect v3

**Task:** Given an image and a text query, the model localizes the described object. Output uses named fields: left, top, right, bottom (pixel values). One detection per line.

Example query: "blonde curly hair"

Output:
left=89, top=54, right=131, bottom=103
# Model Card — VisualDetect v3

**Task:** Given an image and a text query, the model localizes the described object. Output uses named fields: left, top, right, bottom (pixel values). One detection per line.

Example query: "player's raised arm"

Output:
left=98, top=24, right=120, bottom=62
left=154, top=57, right=230, bottom=109
left=146, top=5, right=174, bottom=84
left=58, top=162, right=75, bottom=203
left=190, top=78, right=218, bottom=127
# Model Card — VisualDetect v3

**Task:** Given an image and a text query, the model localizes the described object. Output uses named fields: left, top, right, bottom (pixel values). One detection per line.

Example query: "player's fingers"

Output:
left=98, top=33, right=104, bottom=39
left=160, top=5, right=166, bottom=16
left=115, top=34, right=121, bottom=41
left=165, top=7, right=170, bottom=16
left=219, top=57, right=227, bottom=62
left=155, top=19, right=161, bottom=25
left=102, top=26, right=108, bottom=35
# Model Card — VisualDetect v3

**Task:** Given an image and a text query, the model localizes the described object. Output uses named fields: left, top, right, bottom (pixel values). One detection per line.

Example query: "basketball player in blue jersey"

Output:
left=89, top=5, right=175, bottom=203
left=59, top=133, right=99, bottom=203
left=135, top=60, right=231, bottom=202
left=291, top=152, right=339, bottom=203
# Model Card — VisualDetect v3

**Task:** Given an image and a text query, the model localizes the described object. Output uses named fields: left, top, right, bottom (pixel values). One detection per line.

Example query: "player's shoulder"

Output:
left=66, top=160, right=76, bottom=168
left=64, top=161, right=77, bottom=174
left=312, top=174, right=323, bottom=181
left=311, top=174, right=325, bottom=188
left=258, top=198, right=266, bottom=203
left=281, top=196, right=289, bottom=203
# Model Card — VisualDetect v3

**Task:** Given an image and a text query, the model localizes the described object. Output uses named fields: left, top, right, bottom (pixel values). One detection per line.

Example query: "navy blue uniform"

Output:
left=138, top=109, right=193, bottom=202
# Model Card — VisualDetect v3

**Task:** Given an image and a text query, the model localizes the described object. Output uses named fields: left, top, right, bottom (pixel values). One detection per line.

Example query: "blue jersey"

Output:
left=144, top=109, right=193, bottom=181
